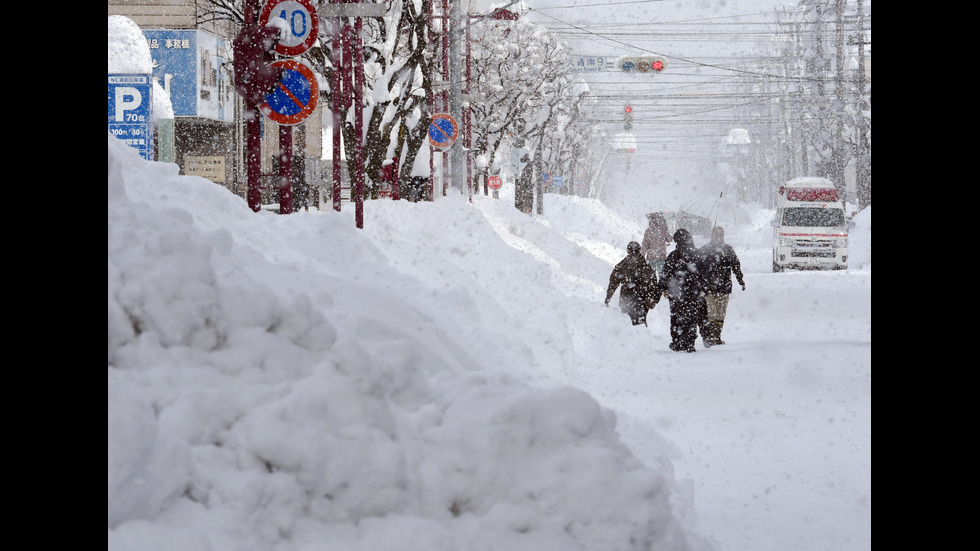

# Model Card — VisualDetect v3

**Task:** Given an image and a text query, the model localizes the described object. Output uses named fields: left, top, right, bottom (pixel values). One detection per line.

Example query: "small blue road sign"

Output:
left=428, top=113, right=459, bottom=149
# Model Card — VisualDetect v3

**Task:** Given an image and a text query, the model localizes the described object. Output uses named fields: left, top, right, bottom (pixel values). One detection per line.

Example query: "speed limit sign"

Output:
left=259, top=0, right=320, bottom=58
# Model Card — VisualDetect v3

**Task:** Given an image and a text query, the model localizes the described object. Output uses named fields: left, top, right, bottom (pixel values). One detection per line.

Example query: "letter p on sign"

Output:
left=115, top=87, right=143, bottom=122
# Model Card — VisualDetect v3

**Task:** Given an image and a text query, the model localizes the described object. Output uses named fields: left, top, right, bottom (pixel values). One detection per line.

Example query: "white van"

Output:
left=772, top=177, right=848, bottom=272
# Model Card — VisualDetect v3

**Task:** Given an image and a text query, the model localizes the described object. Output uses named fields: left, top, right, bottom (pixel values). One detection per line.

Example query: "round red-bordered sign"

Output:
left=259, top=0, right=320, bottom=58
left=428, top=113, right=459, bottom=149
left=259, top=59, right=319, bottom=126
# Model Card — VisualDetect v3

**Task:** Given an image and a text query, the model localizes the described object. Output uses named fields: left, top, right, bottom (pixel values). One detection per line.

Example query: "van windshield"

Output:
left=782, top=207, right=845, bottom=227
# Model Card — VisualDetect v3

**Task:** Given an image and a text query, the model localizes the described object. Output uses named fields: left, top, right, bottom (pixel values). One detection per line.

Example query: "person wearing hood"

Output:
left=658, top=228, right=706, bottom=352
left=605, top=241, right=659, bottom=326
left=696, top=226, right=745, bottom=346
left=641, top=213, right=672, bottom=278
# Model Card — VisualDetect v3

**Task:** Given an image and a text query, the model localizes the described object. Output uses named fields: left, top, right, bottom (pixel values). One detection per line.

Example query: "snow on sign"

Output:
left=428, top=113, right=459, bottom=149
left=259, top=0, right=319, bottom=57
left=259, top=59, right=319, bottom=125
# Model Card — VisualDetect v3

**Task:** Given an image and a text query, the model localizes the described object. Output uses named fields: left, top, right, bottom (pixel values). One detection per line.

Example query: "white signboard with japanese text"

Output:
left=567, top=55, right=610, bottom=74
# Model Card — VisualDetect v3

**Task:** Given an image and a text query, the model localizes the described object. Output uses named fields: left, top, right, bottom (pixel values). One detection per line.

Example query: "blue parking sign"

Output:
left=108, top=74, right=153, bottom=160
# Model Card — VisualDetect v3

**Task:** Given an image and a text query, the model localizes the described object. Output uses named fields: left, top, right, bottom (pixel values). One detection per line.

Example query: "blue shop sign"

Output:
left=143, top=29, right=233, bottom=122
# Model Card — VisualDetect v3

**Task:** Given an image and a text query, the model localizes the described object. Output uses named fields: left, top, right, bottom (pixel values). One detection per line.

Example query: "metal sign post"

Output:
left=259, top=59, right=320, bottom=214
left=258, top=0, right=319, bottom=215
left=233, top=0, right=291, bottom=212
left=323, top=1, right=386, bottom=228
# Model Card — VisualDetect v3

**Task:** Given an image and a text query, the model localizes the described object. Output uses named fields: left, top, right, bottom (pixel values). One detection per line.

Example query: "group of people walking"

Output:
left=604, top=213, right=745, bottom=352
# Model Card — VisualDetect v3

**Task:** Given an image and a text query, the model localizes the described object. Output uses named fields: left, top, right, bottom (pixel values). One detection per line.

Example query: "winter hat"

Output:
left=673, top=229, right=695, bottom=251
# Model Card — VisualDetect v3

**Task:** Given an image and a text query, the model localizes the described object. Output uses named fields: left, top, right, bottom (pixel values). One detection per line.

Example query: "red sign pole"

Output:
left=246, top=108, right=263, bottom=212
left=237, top=0, right=318, bottom=214
left=323, top=1, right=381, bottom=225
left=244, top=0, right=262, bottom=212
left=235, top=0, right=285, bottom=213
left=331, top=6, right=342, bottom=212
left=390, top=156, right=400, bottom=200
left=279, top=125, right=293, bottom=214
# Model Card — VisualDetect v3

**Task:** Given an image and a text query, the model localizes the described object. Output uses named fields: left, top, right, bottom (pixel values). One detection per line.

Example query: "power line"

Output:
left=528, top=7, right=836, bottom=82
left=529, top=0, right=672, bottom=9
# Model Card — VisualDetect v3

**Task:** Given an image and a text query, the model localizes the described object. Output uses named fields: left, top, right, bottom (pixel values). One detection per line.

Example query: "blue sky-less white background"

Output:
left=109, top=5, right=870, bottom=550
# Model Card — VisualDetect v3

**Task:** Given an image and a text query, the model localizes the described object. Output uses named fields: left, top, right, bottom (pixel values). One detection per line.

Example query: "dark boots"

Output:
left=702, top=320, right=726, bottom=347
left=713, top=320, right=725, bottom=345
left=669, top=342, right=696, bottom=352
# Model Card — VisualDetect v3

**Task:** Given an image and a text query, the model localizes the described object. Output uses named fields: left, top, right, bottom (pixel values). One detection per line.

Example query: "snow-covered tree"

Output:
left=200, top=0, right=434, bottom=197
left=468, top=13, right=600, bottom=211
left=721, top=1, right=869, bottom=207
left=777, top=0, right=870, bottom=205
left=201, top=1, right=616, bottom=207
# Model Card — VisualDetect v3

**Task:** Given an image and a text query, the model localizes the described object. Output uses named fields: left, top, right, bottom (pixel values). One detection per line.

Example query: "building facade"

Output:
left=108, top=0, right=324, bottom=208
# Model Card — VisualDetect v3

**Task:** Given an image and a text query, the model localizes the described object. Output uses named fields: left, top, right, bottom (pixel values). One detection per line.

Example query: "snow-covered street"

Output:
left=109, top=132, right=870, bottom=551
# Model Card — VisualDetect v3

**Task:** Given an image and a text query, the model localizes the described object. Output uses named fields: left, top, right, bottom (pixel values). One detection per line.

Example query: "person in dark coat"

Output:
left=605, top=241, right=659, bottom=326
left=696, top=226, right=745, bottom=346
left=658, top=228, right=705, bottom=352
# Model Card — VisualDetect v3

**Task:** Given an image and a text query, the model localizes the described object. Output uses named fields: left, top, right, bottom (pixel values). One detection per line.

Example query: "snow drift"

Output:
left=107, top=134, right=709, bottom=551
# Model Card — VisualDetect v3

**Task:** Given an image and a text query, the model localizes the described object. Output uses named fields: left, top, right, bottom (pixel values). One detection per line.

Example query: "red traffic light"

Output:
left=233, top=24, right=285, bottom=107
left=651, top=59, right=664, bottom=71
left=625, top=106, right=633, bottom=114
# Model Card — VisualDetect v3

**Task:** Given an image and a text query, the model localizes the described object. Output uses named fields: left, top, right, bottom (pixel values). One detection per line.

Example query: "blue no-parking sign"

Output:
left=428, top=113, right=458, bottom=150
left=259, top=60, right=319, bottom=125
left=108, top=74, right=153, bottom=160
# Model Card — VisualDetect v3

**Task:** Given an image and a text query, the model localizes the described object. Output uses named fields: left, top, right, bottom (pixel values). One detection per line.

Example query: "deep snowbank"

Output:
left=107, top=134, right=709, bottom=551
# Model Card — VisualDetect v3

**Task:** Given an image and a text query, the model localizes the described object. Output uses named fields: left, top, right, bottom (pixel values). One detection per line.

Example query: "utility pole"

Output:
left=449, top=0, right=464, bottom=194
left=832, top=0, right=846, bottom=194
left=854, top=0, right=870, bottom=206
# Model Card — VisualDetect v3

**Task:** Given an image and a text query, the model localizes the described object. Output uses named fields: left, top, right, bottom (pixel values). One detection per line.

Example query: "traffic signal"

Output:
left=233, top=24, right=285, bottom=107
left=624, top=105, right=633, bottom=115
left=618, top=55, right=667, bottom=73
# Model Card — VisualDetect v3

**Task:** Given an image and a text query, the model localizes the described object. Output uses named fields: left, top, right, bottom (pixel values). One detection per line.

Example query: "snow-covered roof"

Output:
left=785, top=176, right=835, bottom=188
left=726, top=128, right=751, bottom=145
